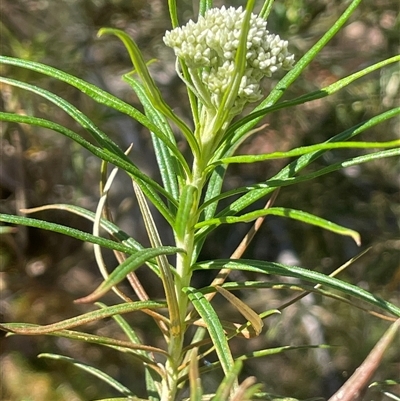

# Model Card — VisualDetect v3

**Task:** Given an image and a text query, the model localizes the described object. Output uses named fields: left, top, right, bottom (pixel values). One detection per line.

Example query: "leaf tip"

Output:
left=97, top=28, right=109, bottom=38
left=353, top=233, right=362, bottom=246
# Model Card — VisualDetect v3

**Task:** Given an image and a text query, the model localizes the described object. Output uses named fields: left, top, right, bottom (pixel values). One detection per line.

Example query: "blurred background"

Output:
left=1, top=0, right=399, bottom=400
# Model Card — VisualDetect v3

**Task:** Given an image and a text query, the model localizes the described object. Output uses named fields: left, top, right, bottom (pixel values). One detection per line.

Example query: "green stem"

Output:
left=161, top=152, right=208, bottom=400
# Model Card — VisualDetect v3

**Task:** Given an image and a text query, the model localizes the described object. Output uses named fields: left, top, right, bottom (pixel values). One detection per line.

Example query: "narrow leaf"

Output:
left=2, top=73, right=188, bottom=188
left=123, top=74, right=190, bottom=182
left=224, top=0, right=364, bottom=149
left=228, top=56, right=400, bottom=136
left=0, top=213, right=140, bottom=254
left=99, top=28, right=199, bottom=157
left=183, top=287, right=235, bottom=376
left=199, top=0, right=213, bottom=17
left=95, top=302, right=156, bottom=356
left=0, top=111, right=176, bottom=224
left=167, top=0, right=179, bottom=28
left=193, top=164, right=227, bottom=261
left=21, top=204, right=160, bottom=277
left=196, top=207, right=361, bottom=245
left=38, top=353, right=134, bottom=396
left=193, top=260, right=400, bottom=318
left=1, top=301, right=165, bottom=334
left=219, top=139, right=400, bottom=165
left=0, top=325, right=167, bottom=365
left=175, top=184, right=198, bottom=240
left=92, top=399, right=145, bottom=401
left=75, top=247, right=181, bottom=304
left=146, top=368, right=161, bottom=401
left=105, top=300, right=161, bottom=401
left=238, top=344, right=332, bottom=362
left=0, top=56, right=169, bottom=139
left=0, top=76, right=123, bottom=155
left=188, top=345, right=330, bottom=381
left=200, top=112, right=400, bottom=219
left=210, top=281, right=395, bottom=321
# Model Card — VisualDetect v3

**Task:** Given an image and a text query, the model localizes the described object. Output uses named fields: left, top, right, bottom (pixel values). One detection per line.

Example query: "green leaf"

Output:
left=151, top=129, right=182, bottom=208
left=369, top=380, right=400, bottom=388
left=97, top=29, right=159, bottom=111
left=0, top=56, right=168, bottom=140
left=193, top=260, right=400, bottom=318
left=205, top=280, right=384, bottom=317
left=93, top=399, right=146, bottom=401
left=201, top=107, right=399, bottom=218
left=1, top=301, right=166, bottom=334
left=201, top=165, right=227, bottom=221
left=0, top=213, right=140, bottom=254
left=196, top=277, right=394, bottom=323
left=218, top=139, right=400, bottom=165
left=196, top=207, right=361, bottom=245
left=123, top=74, right=190, bottom=182
left=193, top=164, right=227, bottom=261
left=99, top=28, right=199, bottom=157
left=257, top=147, right=400, bottom=190
left=198, top=0, right=213, bottom=17
left=75, top=246, right=182, bottom=304
left=175, top=185, right=198, bottom=240
left=99, top=297, right=160, bottom=399
left=197, top=147, right=399, bottom=245
left=21, top=204, right=161, bottom=278
left=1, top=325, right=166, bottom=371
left=259, top=0, right=274, bottom=20
left=95, top=302, right=153, bottom=355
left=222, top=0, right=364, bottom=151
left=200, top=344, right=330, bottom=387
left=0, top=76, right=123, bottom=154
left=167, top=0, right=179, bottom=28
left=93, top=157, right=135, bottom=303
left=166, top=0, right=200, bottom=127
left=183, top=287, right=235, bottom=376
left=0, top=111, right=176, bottom=225
left=95, top=302, right=163, bottom=397
left=2, top=73, right=189, bottom=191
left=228, top=55, right=400, bottom=138
left=146, top=368, right=161, bottom=401
left=38, top=353, right=135, bottom=396
left=201, top=146, right=400, bottom=218
left=237, top=344, right=332, bottom=362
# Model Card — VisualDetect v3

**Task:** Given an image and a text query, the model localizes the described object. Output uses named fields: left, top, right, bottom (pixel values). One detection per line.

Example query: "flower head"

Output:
left=164, top=6, right=294, bottom=114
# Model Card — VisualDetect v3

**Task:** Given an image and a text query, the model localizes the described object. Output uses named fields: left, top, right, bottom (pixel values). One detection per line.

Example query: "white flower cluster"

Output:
left=164, top=6, right=294, bottom=113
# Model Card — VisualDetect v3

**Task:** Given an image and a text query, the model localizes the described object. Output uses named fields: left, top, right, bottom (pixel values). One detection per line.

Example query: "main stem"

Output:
left=161, top=151, right=208, bottom=401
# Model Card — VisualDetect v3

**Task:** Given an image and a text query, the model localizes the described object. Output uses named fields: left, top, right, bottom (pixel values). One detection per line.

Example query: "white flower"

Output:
left=164, top=6, right=294, bottom=114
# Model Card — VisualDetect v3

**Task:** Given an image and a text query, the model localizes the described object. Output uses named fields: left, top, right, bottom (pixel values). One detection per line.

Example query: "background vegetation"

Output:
left=1, top=0, right=399, bottom=400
